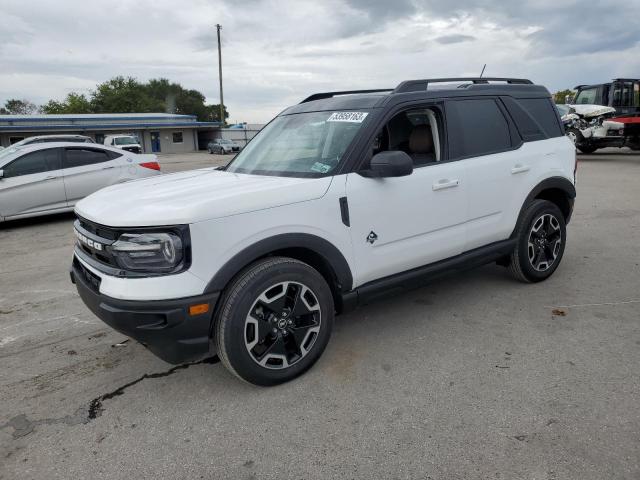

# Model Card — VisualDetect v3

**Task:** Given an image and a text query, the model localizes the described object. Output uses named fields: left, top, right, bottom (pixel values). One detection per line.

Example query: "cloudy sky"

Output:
left=1, top=0, right=639, bottom=123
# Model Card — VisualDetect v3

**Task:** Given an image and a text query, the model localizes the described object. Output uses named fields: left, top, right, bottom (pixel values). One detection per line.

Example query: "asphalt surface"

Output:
left=1, top=149, right=639, bottom=479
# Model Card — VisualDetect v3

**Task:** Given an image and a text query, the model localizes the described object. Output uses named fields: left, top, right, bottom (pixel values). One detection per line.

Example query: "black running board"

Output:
left=342, top=239, right=516, bottom=308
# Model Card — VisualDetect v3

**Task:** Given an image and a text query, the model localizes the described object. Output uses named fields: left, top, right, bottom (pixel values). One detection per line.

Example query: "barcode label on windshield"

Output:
left=327, top=112, right=368, bottom=123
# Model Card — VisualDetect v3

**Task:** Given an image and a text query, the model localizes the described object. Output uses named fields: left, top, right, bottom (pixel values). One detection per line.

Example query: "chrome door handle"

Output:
left=511, top=164, right=530, bottom=174
left=432, top=179, right=460, bottom=191
left=102, top=166, right=115, bottom=170
left=44, top=176, right=57, bottom=181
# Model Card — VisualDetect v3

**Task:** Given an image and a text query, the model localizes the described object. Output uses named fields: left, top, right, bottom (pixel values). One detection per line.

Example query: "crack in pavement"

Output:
left=1, top=355, right=220, bottom=440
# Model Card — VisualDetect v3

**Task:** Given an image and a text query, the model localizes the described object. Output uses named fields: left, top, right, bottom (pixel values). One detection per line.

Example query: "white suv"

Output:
left=71, top=77, right=577, bottom=386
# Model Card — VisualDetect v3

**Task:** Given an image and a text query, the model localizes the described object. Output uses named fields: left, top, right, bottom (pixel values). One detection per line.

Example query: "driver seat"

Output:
left=408, top=125, right=435, bottom=165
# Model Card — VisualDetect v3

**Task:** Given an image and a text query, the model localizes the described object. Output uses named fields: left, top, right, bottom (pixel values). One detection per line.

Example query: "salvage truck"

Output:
left=563, top=78, right=640, bottom=153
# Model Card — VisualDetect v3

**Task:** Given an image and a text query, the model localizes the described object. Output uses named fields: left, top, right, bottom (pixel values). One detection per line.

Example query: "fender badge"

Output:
left=366, top=231, right=378, bottom=244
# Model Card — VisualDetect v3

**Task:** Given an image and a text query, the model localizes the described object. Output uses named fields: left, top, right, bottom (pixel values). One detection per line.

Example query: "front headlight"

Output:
left=109, top=232, right=186, bottom=273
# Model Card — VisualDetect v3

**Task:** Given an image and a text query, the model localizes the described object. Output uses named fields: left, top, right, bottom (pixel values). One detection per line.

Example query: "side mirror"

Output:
left=363, top=151, right=413, bottom=178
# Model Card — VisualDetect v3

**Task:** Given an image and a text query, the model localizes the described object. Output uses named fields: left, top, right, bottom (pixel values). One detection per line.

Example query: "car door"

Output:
left=62, top=147, right=122, bottom=205
left=345, top=105, right=467, bottom=287
left=0, top=147, right=66, bottom=219
left=446, top=97, right=533, bottom=251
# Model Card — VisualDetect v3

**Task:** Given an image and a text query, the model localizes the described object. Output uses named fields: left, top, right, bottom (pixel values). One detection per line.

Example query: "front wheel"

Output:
left=508, top=200, right=566, bottom=283
left=567, top=128, right=597, bottom=154
left=215, top=257, right=334, bottom=386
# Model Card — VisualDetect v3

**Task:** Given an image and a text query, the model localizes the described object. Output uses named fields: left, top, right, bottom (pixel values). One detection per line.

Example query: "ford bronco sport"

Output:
left=70, top=77, right=576, bottom=386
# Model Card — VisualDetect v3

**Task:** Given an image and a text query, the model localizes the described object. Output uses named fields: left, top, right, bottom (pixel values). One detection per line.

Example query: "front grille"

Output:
left=75, top=217, right=119, bottom=269
left=77, top=216, right=118, bottom=240
left=73, top=256, right=101, bottom=292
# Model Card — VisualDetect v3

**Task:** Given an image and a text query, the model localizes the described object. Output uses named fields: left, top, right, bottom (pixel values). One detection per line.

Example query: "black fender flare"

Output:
left=511, top=176, right=576, bottom=238
left=204, top=233, right=353, bottom=294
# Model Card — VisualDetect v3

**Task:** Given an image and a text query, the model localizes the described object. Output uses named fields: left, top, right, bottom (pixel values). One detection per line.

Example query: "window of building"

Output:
left=446, top=99, right=511, bottom=159
left=172, top=132, right=183, bottom=144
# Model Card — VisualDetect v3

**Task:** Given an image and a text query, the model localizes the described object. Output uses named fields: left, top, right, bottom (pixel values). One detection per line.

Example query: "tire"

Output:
left=577, top=145, right=598, bottom=154
left=567, top=128, right=597, bottom=154
left=508, top=200, right=566, bottom=283
left=215, top=257, right=334, bottom=386
left=208, top=148, right=213, bottom=154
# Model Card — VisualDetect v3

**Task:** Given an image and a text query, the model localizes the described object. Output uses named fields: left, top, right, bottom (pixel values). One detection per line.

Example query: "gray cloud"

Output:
left=434, top=34, right=475, bottom=44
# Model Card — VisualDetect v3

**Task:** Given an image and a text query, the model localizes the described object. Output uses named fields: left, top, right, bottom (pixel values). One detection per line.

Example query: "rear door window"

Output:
left=3, top=148, right=61, bottom=178
left=64, top=148, right=114, bottom=168
left=446, top=98, right=512, bottom=159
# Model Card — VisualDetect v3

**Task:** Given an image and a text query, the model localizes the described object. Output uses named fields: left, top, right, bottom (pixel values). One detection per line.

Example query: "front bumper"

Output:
left=71, top=257, right=219, bottom=364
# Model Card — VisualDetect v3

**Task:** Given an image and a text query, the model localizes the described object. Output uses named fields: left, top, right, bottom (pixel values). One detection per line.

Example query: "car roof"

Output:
left=282, top=77, right=551, bottom=115
left=29, top=134, right=90, bottom=140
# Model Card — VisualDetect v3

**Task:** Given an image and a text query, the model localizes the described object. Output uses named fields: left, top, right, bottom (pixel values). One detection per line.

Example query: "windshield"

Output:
left=115, top=137, right=138, bottom=145
left=219, top=139, right=233, bottom=144
left=0, top=146, right=21, bottom=160
left=226, top=110, right=369, bottom=177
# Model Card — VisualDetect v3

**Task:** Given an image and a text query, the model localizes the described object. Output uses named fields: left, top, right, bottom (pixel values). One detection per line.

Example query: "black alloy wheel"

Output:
left=508, top=200, right=567, bottom=283
left=215, top=257, right=334, bottom=386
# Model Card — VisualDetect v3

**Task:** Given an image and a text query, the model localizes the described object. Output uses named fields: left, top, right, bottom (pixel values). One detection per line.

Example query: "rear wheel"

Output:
left=215, top=257, right=334, bottom=386
left=207, top=147, right=213, bottom=154
left=509, top=200, right=566, bottom=283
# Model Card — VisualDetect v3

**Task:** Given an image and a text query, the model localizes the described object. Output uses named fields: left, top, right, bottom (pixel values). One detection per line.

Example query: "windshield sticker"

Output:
left=310, top=162, right=331, bottom=174
left=327, top=112, right=368, bottom=123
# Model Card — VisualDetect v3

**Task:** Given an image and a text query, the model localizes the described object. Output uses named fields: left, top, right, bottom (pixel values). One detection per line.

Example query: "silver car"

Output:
left=0, top=143, right=162, bottom=222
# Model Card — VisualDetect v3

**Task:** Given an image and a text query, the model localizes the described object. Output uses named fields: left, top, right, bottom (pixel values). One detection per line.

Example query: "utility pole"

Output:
left=216, top=24, right=225, bottom=126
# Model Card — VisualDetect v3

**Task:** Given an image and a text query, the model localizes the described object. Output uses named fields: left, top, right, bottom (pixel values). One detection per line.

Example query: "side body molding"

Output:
left=204, top=233, right=354, bottom=294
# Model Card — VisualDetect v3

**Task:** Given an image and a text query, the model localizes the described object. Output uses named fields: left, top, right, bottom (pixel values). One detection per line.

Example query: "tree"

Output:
left=36, top=77, right=230, bottom=120
left=553, top=89, right=576, bottom=104
left=201, top=104, right=229, bottom=123
left=2, top=99, right=37, bottom=115
left=91, top=76, right=163, bottom=113
left=40, top=92, right=93, bottom=114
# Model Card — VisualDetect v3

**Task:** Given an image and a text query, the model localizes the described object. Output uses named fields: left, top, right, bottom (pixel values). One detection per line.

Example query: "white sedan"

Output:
left=0, top=142, right=162, bottom=222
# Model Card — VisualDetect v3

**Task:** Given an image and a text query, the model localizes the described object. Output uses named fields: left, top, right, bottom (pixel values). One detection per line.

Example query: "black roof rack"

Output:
left=393, top=77, right=533, bottom=93
left=300, top=78, right=535, bottom=104
left=300, top=89, right=393, bottom=104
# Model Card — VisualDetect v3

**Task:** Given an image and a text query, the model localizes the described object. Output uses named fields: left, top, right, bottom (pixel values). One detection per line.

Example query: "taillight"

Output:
left=139, top=161, right=161, bottom=171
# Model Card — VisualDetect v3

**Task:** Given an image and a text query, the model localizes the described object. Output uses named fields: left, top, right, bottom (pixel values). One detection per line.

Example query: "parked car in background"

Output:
left=104, top=134, right=143, bottom=154
left=207, top=138, right=241, bottom=154
left=558, top=103, right=640, bottom=153
left=71, top=77, right=576, bottom=386
left=10, top=135, right=95, bottom=147
left=0, top=143, right=161, bottom=222
left=573, top=78, right=640, bottom=116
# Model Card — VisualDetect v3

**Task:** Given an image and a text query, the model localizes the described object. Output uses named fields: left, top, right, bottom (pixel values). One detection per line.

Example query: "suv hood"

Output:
left=75, top=168, right=333, bottom=226
left=571, top=104, right=617, bottom=118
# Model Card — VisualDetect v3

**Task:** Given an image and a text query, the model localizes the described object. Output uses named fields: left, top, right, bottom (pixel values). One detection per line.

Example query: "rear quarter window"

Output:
left=517, top=98, right=563, bottom=138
